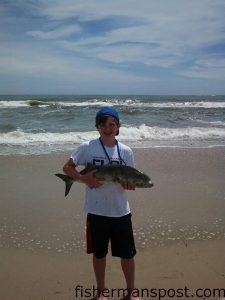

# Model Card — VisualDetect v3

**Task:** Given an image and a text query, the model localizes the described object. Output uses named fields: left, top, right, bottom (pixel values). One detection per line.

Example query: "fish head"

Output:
left=132, top=171, right=154, bottom=188
left=139, top=180, right=154, bottom=188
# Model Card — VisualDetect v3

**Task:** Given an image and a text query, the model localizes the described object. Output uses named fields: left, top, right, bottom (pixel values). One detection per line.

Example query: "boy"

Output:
left=63, top=107, right=140, bottom=300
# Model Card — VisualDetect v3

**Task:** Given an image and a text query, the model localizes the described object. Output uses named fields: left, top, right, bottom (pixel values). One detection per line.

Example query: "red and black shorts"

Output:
left=86, top=213, right=136, bottom=259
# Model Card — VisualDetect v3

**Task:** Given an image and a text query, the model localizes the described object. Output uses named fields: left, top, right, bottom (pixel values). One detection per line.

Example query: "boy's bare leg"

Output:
left=121, top=257, right=140, bottom=300
left=93, top=255, right=108, bottom=300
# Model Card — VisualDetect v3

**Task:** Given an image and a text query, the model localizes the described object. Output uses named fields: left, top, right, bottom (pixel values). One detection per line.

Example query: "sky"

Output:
left=0, top=0, right=225, bottom=95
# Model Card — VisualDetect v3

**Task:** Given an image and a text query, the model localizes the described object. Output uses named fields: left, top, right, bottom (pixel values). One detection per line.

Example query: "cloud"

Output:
left=180, top=57, right=225, bottom=79
left=1, top=0, right=225, bottom=93
left=27, top=24, right=82, bottom=40
left=33, top=0, right=224, bottom=24
left=0, top=40, right=153, bottom=95
left=39, top=1, right=225, bottom=71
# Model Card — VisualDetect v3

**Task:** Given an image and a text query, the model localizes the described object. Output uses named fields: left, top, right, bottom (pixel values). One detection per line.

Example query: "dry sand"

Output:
left=0, top=148, right=225, bottom=300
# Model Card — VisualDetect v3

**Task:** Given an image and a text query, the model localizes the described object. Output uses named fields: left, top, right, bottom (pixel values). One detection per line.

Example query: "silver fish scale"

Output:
left=94, top=165, right=151, bottom=187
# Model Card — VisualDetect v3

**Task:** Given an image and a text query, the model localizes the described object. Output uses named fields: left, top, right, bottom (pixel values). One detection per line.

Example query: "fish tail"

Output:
left=55, top=173, right=74, bottom=197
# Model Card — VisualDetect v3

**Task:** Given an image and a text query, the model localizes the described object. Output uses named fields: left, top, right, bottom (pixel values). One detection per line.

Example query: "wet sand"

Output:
left=0, top=148, right=225, bottom=300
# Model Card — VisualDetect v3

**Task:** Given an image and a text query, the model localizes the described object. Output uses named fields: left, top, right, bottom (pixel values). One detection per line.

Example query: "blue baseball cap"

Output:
left=96, top=107, right=120, bottom=123
left=95, top=106, right=120, bottom=135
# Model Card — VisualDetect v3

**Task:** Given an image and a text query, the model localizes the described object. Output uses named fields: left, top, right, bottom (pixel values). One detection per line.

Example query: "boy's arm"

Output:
left=121, top=181, right=135, bottom=190
left=63, top=158, right=102, bottom=188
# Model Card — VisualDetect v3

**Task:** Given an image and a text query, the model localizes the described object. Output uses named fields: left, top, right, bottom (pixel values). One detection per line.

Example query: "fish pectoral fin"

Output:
left=114, top=176, right=123, bottom=183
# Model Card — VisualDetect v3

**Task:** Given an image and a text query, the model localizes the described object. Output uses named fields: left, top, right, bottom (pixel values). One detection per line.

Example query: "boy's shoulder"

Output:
left=79, top=139, right=98, bottom=147
left=79, top=139, right=132, bottom=153
left=117, top=141, right=133, bottom=153
left=78, top=138, right=101, bottom=150
left=88, top=138, right=101, bottom=147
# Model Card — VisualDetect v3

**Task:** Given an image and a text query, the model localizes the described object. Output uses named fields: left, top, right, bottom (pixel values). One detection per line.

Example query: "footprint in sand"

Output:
left=159, top=271, right=184, bottom=279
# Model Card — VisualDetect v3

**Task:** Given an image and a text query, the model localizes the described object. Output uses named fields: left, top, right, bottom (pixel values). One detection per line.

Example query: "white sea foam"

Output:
left=1, top=100, right=225, bottom=109
left=0, top=129, right=99, bottom=145
left=0, top=100, right=111, bottom=108
left=1, top=125, right=225, bottom=146
left=192, top=119, right=225, bottom=126
left=119, top=125, right=225, bottom=141
left=0, top=101, right=29, bottom=108
left=143, top=101, right=225, bottom=108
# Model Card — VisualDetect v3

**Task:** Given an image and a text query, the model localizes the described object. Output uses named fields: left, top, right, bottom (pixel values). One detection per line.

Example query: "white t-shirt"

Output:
left=70, top=138, right=134, bottom=217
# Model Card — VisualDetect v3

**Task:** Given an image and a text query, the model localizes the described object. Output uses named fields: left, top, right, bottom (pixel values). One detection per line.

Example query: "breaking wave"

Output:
left=1, top=99, right=225, bottom=109
left=1, top=125, right=225, bottom=145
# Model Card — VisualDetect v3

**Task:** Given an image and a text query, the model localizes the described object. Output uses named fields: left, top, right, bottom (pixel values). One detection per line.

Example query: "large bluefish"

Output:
left=56, top=163, right=153, bottom=196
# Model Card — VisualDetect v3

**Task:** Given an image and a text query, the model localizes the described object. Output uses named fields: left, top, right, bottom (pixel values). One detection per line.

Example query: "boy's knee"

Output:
left=94, top=252, right=108, bottom=259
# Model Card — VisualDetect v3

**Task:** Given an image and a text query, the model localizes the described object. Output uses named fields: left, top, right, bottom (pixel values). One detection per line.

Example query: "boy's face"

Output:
left=96, top=115, right=120, bottom=137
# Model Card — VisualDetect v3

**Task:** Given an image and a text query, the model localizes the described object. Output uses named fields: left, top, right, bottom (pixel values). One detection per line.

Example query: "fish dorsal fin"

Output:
left=80, top=163, right=98, bottom=175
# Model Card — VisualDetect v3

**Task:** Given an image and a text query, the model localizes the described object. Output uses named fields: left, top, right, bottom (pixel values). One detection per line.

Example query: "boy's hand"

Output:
left=80, top=171, right=103, bottom=188
left=120, top=181, right=136, bottom=190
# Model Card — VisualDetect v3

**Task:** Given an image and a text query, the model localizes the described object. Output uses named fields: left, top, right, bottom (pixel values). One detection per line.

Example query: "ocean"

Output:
left=0, top=95, right=225, bottom=155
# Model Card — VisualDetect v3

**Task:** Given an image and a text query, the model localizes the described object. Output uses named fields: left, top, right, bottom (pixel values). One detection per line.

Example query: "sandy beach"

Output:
left=0, top=148, right=225, bottom=300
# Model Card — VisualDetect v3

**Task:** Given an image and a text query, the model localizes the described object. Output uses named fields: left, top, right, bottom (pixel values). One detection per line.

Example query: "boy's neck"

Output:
left=100, top=136, right=116, bottom=147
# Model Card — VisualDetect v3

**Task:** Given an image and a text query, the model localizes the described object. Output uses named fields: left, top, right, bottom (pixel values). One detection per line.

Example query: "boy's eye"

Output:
left=100, top=122, right=116, bottom=127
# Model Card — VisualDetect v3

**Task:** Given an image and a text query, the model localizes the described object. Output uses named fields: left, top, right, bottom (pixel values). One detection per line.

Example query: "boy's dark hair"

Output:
left=95, top=115, right=119, bottom=127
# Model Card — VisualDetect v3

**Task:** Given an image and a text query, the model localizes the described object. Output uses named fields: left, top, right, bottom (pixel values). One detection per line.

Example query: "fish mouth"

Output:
left=144, top=181, right=154, bottom=188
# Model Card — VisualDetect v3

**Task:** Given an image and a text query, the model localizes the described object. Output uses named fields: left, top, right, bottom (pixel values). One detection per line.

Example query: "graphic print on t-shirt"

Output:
left=93, top=157, right=124, bottom=166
